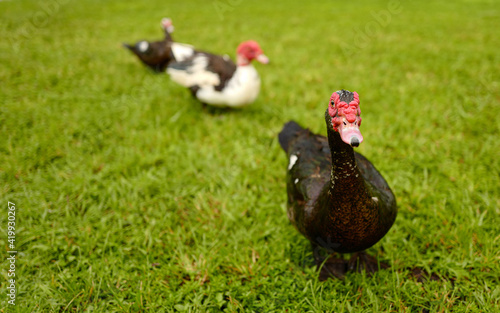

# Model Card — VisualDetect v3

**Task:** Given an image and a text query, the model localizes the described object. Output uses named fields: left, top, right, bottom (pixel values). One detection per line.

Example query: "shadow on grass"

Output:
left=286, top=241, right=454, bottom=285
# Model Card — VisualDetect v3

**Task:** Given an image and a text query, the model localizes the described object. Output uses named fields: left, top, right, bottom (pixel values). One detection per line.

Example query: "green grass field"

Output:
left=1, top=0, right=499, bottom=311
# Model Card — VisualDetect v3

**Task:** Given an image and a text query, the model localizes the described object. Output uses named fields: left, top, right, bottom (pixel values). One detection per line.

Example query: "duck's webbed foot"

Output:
left=347, top=251, right=389, bottom=276
left=313, top=245, right=348, bottom=281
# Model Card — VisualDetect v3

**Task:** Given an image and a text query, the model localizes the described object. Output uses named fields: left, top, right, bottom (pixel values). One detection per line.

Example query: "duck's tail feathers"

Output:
left=278, top=121, right=304, bottom=152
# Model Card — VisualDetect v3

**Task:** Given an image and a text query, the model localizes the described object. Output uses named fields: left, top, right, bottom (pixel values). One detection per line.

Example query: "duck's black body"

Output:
left=279, top=90, right=397, bottom=279
left=124, top=18, right=178, bottom=72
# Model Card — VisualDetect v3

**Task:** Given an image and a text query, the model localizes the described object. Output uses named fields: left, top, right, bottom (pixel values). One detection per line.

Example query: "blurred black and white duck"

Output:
left=166, top=40, right=269, bottom=108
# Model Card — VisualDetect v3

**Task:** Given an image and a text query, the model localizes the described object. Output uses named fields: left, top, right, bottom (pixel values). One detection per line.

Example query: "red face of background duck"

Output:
left=236, top=40, right=269, bottom=66
left=328, top=91, right=363, bottom=147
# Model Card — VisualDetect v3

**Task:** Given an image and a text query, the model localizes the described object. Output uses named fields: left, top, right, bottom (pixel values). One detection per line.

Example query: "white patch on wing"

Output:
left=372, top=197, right=379, bottom=203
left=294, top=178, right=299, bottom=184
left=167, top=55, right=220, bottom=88
left=195, top=65, right=261, bottom=107
left=171, top=43, right=195, bottom=62
left=138, top=41, right=149, bottom=52
left=288, top=154, right=298, bottom=170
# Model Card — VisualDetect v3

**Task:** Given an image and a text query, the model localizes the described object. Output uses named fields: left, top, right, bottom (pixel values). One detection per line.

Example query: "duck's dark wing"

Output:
left=279, top=121, right=331, bottom=237
left=167, top=51, right=236, bottom=91
left=203, top=52, right=237, bottom=91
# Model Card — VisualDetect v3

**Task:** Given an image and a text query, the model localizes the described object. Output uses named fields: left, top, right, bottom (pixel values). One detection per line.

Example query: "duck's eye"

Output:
left=330, top=101, right=334, bottom=105
left=343, top=121, right=347, bottom=126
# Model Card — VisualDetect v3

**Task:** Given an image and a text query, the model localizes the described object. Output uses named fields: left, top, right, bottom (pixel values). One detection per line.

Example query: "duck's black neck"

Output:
left=325, top=111, right=365, bottom=195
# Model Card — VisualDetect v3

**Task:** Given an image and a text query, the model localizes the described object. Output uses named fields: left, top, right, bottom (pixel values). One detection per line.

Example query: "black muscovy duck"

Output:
left=278, top=89, right=397, bottom=280
left=124, top=18, right=195, bottom=72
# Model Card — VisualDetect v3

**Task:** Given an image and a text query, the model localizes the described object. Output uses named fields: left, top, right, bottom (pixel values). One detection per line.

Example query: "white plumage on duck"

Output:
left=195, top=65, right=261, bottom=107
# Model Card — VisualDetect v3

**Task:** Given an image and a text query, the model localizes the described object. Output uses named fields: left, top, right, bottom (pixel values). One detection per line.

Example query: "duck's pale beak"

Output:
left=339, top=123, right=364, bottom=147
left=256, top=54, right=270, bottom=64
